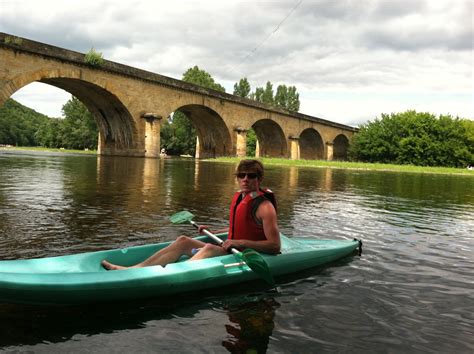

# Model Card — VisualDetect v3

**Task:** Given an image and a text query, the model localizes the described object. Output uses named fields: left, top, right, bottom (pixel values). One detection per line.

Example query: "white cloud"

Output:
left=2, top=0, right=472, bottom=124
left=11, top=83, right=71, bottom=118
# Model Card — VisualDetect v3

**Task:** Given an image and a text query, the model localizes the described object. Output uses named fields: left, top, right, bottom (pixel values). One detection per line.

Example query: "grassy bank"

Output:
left=2, top=147, right=472, bottom=175
left=211, top=157, right=474, bottom=176
left=0, top=146, right=97, bottom=155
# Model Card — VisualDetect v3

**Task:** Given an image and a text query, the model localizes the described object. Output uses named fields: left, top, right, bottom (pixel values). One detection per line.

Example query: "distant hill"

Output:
left=0, top=98, right=51, bottom=146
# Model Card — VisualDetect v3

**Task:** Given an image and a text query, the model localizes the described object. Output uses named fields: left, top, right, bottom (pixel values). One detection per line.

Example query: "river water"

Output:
left=0, top=151, right=473, bottom=353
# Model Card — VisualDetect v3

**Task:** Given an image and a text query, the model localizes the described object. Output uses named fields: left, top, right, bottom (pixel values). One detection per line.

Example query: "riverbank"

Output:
left=0, top=146, right=97, bottom=155
left=2, top=147, right=472, bottom=175
left=211, top=157, right=474, bottom=176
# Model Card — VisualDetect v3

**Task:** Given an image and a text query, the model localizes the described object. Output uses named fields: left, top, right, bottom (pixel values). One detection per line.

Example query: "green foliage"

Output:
left=246, top=128, right=257, bottom=156
left=61, top=97, right=98, bottom=149
left=35, top=96, right=98, bottom=150
left=261, top=81, right=274, bottom=105
left=4, top=36, right=23, bottom=46
left=182, top=66, right=225, bottom=92
left=286, top=86, right=300, bottom=112
left=84, top=48, right=105, bottom=66
left=233, top=78, right=251, bottom=98
left=274, top=85, right=288, bottom=107
left=214, top=156, right=474, bottom=175
left=349, top=111, right=474, bottom=168
left=251, top=87, right=264, bottom=102
left=0, top=97, right=98, bottom=150
left=0, top=99, right=50, bottom=146
left=274, top=84, right=299, bottom=111
left=249, top=81, right=300, bottom=111
left=251, top=82, right=275, bottom=104
left=160, top=112, right=196, bottom=156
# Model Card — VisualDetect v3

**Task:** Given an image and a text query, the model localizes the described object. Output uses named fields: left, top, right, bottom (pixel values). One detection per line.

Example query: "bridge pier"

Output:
left=255, top=140, right=260, bottom=158
left=195, top=136, right=201, bottom=159
left=289, top=136, right=300, bottom=160
left=326, top=141, right=334, bottom=161
left=235, top=128, right=248, bottom=157
left=142, top=113, right=162, bottom=158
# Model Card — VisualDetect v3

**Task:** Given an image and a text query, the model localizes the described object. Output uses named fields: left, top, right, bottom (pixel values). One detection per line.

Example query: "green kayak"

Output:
left=0, top=234, right=361, bottom=305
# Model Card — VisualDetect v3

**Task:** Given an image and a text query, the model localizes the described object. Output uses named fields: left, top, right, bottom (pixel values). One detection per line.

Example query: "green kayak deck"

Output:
left=0, top=234, right=361, bottom=305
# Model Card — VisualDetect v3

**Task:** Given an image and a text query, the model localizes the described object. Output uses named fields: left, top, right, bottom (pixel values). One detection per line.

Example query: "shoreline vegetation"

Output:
left=211, top=157, right=474, bottom=176
left=0, top=146, right=97, bottom=155
left=1, top=146, right=473, bottom=176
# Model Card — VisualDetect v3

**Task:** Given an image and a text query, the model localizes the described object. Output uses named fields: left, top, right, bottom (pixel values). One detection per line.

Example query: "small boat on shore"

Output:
left=0, top=234, right=361, bottom=305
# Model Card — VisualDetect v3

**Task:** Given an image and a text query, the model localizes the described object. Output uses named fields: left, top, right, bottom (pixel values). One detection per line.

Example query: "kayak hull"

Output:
left=0, top=234, right=360, bottom=305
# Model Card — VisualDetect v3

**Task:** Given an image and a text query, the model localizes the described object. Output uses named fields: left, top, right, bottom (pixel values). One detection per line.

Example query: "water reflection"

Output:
left=0, top=296, right=197, bottom=348
left=222, top=297, right=280, bottom=353
left=0, top=290, right=280, bottom=351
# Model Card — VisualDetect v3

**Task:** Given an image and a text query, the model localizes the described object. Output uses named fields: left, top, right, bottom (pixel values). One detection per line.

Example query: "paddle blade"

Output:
left=241, top=248, right=275, bottom=285
left=170, top=211, right=195, bottom=224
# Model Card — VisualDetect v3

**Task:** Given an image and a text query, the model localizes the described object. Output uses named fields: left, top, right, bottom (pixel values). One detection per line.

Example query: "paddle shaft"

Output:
left=189, top=220, right=240, bottom=255
left=176, top=212, right=274, bottom=285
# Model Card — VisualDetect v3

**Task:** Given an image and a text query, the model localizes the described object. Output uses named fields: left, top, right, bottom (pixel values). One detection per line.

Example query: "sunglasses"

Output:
left=236, top=172, right=259, bottom=179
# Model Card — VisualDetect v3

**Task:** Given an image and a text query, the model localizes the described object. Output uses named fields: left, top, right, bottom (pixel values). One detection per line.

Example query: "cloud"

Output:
left=2, top=0, right=472, bottom=124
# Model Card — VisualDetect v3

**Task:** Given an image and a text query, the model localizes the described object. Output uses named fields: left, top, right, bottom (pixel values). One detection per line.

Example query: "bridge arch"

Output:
left=252, top=119, right=287, bottom=158
left=3, top=71, right=136, bottom=152
left=333, top=134, right=349, bottom=160
left=173, top=104, right=232, bottom=158
left=300, top=128, right=324, bottom=160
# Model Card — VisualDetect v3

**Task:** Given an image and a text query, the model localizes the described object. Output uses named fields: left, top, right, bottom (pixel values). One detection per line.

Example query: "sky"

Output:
left=1, top=0, right=472, bottom=126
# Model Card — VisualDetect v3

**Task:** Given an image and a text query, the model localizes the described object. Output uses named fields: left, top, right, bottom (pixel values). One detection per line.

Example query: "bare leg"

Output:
left=101, top=261, right=128, bottom=270
left=102, top=236, right=206, bottom=270
left=190, top=243, right=227, bottom=260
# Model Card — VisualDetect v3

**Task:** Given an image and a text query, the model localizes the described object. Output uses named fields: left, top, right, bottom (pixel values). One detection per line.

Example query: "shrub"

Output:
left=84, top=48, right=104, bottom=66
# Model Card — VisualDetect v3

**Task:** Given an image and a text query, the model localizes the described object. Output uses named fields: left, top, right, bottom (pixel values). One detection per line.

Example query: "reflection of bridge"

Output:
left=0, top=33, right=357, bottom=159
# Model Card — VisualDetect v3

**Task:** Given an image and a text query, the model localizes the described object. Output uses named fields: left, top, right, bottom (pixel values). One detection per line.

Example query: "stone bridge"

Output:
left=0, top=33, right=357, bottom=159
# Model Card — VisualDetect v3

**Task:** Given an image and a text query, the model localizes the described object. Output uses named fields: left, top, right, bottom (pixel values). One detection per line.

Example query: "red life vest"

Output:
left=228, top=188, right=277, bottom=241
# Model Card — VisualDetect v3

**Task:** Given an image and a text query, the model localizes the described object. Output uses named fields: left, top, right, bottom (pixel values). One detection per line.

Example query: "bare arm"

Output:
left=222, top=200, right=281, bottom=254
left=198, top=225, right=229, bottom=235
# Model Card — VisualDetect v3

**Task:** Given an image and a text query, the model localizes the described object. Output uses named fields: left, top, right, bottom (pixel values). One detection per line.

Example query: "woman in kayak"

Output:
left=102, top=159, right=281, bottom=270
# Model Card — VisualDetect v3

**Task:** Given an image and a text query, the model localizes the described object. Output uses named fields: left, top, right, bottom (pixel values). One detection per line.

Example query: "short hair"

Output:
left=235, top=159, right=264, bottom=178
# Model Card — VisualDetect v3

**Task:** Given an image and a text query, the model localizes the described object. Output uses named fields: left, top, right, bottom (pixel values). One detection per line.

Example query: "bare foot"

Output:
left=102, top=260, right=128, bottom=271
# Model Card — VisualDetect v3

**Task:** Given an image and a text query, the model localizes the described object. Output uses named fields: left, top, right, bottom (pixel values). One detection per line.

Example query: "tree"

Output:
left=246, top=128, right=257, bottom=157
left=348, top=110, right=473, bottom=167
left=36, top=118, right=63, bottom=148
left=274, top=85, right=288, bottom=108
left=182, top=66, right=225, bottom=92
left=251, top=82, right=274, bottom=105
left=233, top=78, right=251, bottom=98
left=274, top=84, right=300, bottom=111
left=261, top=81, right=274, bottom=105
left=250, top=82, right=300, bottom=111
left=33, top=97, right=98, bottom=150
left=286, top=85, right=300, bottom=112
left=60, top=97, right=98, bottom=149
left=0, top=98, right=50, bottom=146
left=251, top=87, right=264, bottom=102
left=160, top=112, right=197, bottom=156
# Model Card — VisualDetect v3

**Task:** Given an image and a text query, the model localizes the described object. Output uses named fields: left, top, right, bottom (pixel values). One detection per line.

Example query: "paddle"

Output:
left=170, top=210, right=275, bottom=285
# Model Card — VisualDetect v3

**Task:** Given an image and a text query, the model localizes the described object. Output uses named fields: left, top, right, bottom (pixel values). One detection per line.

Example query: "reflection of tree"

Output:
left=222, top=297, right=280, bottom=353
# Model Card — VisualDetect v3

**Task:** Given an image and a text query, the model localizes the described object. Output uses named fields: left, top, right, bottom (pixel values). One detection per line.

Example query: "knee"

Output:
left=175, top=235, right=191, bottom=246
